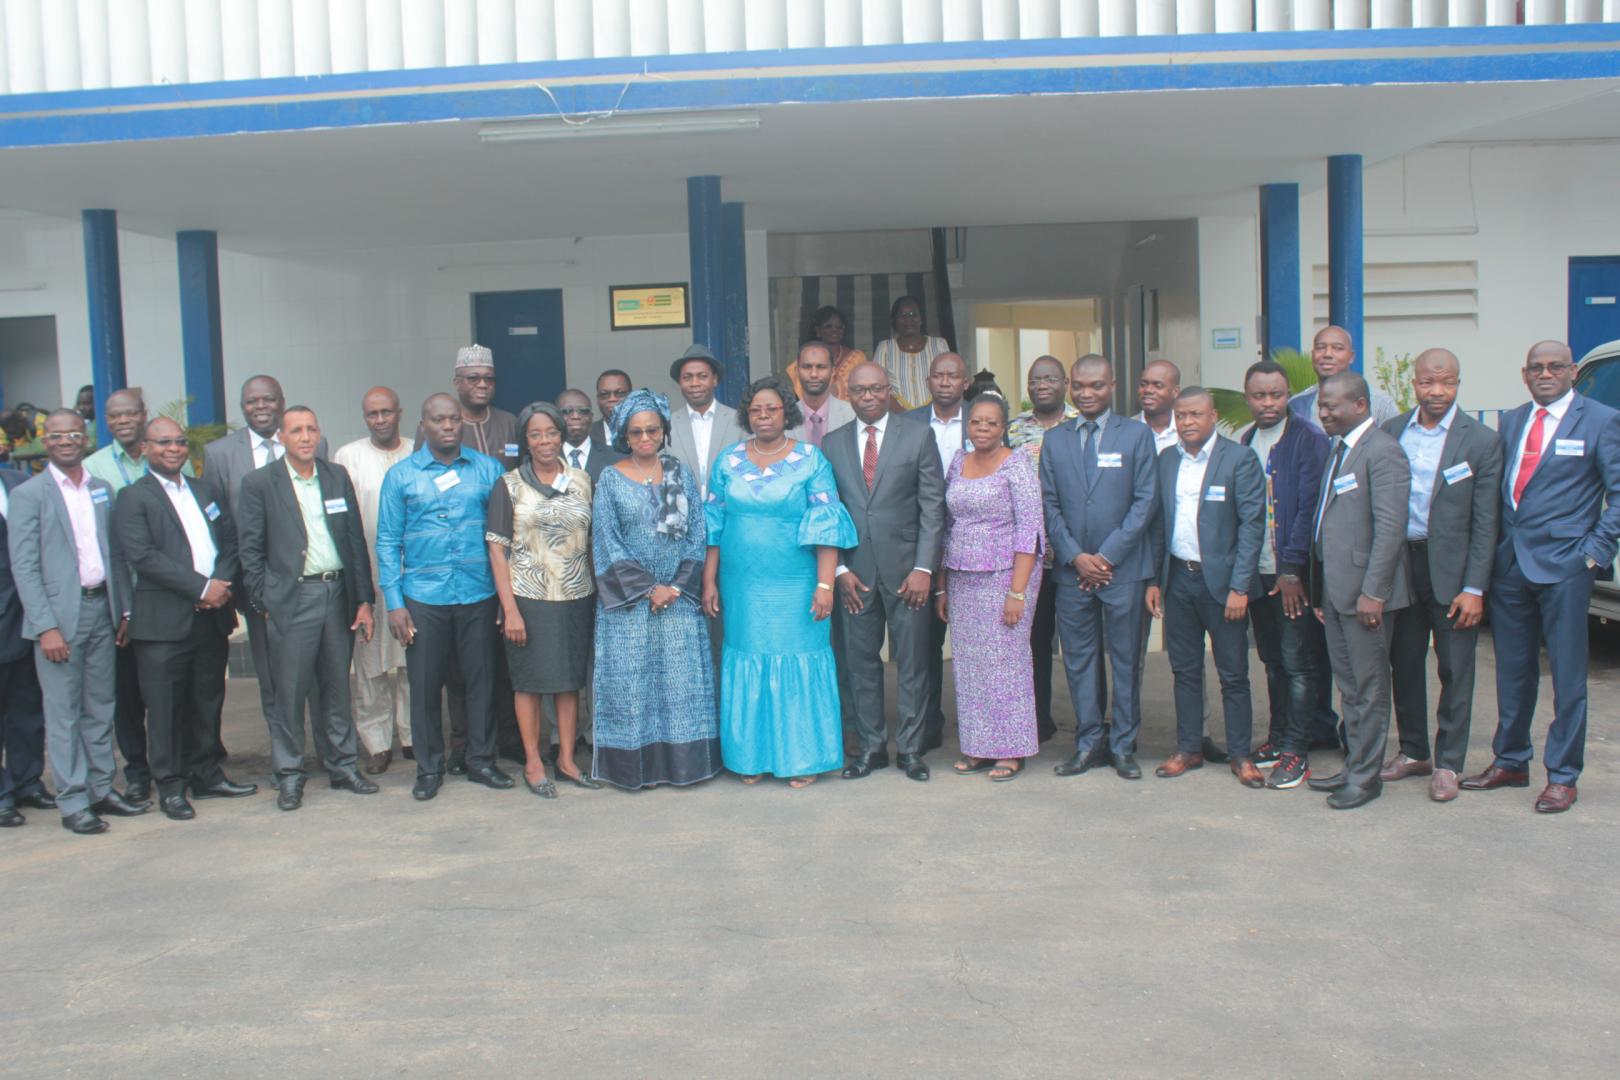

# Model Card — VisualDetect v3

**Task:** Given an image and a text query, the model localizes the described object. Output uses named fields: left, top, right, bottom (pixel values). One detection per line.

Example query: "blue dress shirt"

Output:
left=376, top=445, right=504, bottom=610
left=1398, top=404, right=1455, bottom=541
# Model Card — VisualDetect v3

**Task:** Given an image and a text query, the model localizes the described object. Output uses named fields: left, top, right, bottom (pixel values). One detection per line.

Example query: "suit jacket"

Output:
left=822, top=414, right=945, bottom=591
left=1039, top=412, right=1159, bottom=585
left=0, top=470, right=32, bottom=663
left=236, top=458, right=373, bottom=631
left=1495, top=393, right=1620, bottom=585
left=110, top=473, right=240, bottom=643
left=668, top=401, right=743, bottom=492
left=563, top=438, right=622, bottom=484
left=204, top=427, right=329, bottom=614
left=1239, top=413, right=1329, bottom=577
left=1383, top=408, right=1502, bottom=603
left=5, top=467, right=127, bottom=640
left=1312, top=423, right=1413, bottom=615
left=1148, top=436, right=1265, bottom=600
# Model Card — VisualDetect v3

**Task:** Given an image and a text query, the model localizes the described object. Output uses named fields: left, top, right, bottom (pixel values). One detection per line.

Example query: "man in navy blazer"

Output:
left=1040, top=355, right=1159, bottom=779
left=1146, top=388, right=1267, bottom=787
left=1464, top=341, right=1620, bottom=814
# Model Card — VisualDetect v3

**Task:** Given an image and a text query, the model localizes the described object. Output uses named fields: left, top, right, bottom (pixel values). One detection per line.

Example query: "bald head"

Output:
left=1070, top=354, right=1115, bottom=420
left=141, top=416, right=190, bottom=479
left=1311, top=325, right=1356, bottom=379
left=1413, top=349, right=1461, bottom=425
left=1523, top=339, right=1577, bottom=406
left=104, top=388, right=148, bottom=450
left=927, top=351, right=969, bottom=412
left=1138, top=359, right=1182, bottom=421
left=1414, top=348, right=1460, bottom=375
left=847, top=362, right=892, bottom=423
left=361, top=386, right=403, bottom=448
left=240, top=374, right=286, bottom=438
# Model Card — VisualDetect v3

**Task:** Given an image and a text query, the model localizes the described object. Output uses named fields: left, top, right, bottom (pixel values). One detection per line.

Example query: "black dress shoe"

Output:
left=412, top=773, right=442, bottom=801
left=1327, top=782, right=1381, bottom=810
left=0, top=807, right=23, bottom=827
left=330, top=772, right=380, bottom=795
left=61, top=809, right=108, bottom=835
left=1307, top=771, right=1347, bottom=792
left=160, top=795, right=196, bottom=820
left=841, top=752, right=889, bottom=779
left=1054, top=748, right=1112, bottom=777
left=92, top=791, right=150, bottom=817
left=446, top=753, right=468, bottom=776
left=191, top=777, right=258, bottom=799
left=123, top=781, right=150, bottom=804
left=1200, top=737, right=1230, bottom=765
left=897, top=754, right=931, bottom=782
left=276, top=778, right=305, bottom=811
left=15, top=790, right=56, bottom=811
left=466, top=765, right=515, bottom=790
left=1114, top=753, right=1142, bottom=780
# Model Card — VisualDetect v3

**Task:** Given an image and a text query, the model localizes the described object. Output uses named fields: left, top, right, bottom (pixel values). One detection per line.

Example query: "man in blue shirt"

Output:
left=377, top=394, right=512, bottom=801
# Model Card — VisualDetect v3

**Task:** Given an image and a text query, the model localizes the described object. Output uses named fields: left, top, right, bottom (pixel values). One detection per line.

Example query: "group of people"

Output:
left=1, top=303, right=1615, bottom=834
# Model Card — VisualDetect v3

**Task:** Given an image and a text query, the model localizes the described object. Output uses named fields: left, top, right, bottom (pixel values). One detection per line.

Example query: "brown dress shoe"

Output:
left=1381, top=753, right=1434, bottom=781
left=1460, top=765, right=1530, bottom=790
left=1534, top=783, right=1577, bottom=814
left=1230, top=759, right=1264, bottom=788
left=1429, top=768, right=1460, bottom=802
left=1155, top=752, right=1203, bottom=778
left=362, top=750, right=391, bottom=775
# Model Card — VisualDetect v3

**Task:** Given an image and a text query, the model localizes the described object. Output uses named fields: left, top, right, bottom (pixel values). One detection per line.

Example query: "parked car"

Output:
left=1576, top=338, right=1620, bottom=621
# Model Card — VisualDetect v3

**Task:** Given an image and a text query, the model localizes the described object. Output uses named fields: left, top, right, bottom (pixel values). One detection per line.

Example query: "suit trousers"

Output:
left=1249, top=573, right=1327, bottom=755
left=0, top=653, right=46, bottom=807
left=265, top=580, right=360, bottom=780
left=406, top=597, right=497, bottom=776
left=134, top=616, right=231, bottom=797
left=1390, top=543, right=1481, bottom=773
left=1055, top=575, right=1147, bottom=758
left=840, top=585, right=932, bottom=756
left=34, top=595, right=117, bottom=816
left=246, top=607, right=332, bottom=766
left=1321, top=606, right=1395, bottom=791
left=1489, top=556, right=1595, bottom=786
left=1030, top=570, right=1059, bottom=740
left=112, top=642, right=149, bottom=786
left=920, top=604, right=948, bottom=746
left=1163, top=565, right=1254, bottom=759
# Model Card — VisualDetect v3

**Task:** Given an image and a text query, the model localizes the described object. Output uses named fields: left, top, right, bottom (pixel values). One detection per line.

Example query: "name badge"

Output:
left=324, top=498, right=348, bottom=514
left=503, top=443, right=519, bottom=458
left=91, top=488, right=110, bottom=504
left=1097, top=452, right=1123, bottom=469
left=1205, top=485, right=1227, bottom=502
left=1555, top=439, right=1585, bottom=457
left=1332, top=474, right=1359, bottom=495
left=1442, top=462, right=1473, bottom=485
left=433, top=471, right=462, bottom=493
left=204, top=501, right=221, bottom=521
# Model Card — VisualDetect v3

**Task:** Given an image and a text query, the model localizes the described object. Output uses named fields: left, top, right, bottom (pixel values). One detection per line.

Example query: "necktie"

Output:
left=570, top=448, right=583, bottom=469
left=808, top=411, right=824, bottom=448
left=863, top=425, right=878, bottom=491
left=1080, top=420, right=1099, bottom=489
left=1512, top=407, right=1551, bottom=505
left=1315, top=439, right=1348, bottom=543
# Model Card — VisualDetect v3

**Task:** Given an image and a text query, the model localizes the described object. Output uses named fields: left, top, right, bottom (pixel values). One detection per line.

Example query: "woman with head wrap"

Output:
left=589, top=389, right=722, bottom=789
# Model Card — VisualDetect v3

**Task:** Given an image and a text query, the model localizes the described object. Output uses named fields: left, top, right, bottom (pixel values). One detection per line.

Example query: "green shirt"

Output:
left=287, top=460, right=343, bottom=575
left=83, top=442, right=193, bottom=492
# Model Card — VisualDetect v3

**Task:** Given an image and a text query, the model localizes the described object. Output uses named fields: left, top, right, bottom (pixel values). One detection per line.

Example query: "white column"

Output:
left=259, top=0, right=295, bottom=75
left=785, top=0, right=824, bottom=46
left=1567, top=0, right=1600, bottom=20
left=945, top=0, right=986, bottom=38
left=366, top=0, right=404, bottom=68
left=3, top=0, right=45, bottom=93
left=863, top=0, right=903, bottom=43
left=400, top=0, right=445, bottom=66
left=514, top=0, right=556, bottom=58
left=825, top=0, right=860, bottom=46
left=1099, top=0, right=1136, bottom=35
left=329, top=0, right=369, bottom=70
left=1255, top=0, right=1287, bottom=28
left=1137, top=0, right=1174, bottom=33
left=1294, top=0, right=1330, bottom=29
left=475, top=0, right=515, bottom=61
left=1216, top=0, right=1253, bottom=30
left=704, top=0, right=745, bottom=50
left=1524, top=0, right=1564, bottom=22
left=221, top=0, right=261, bottom=79
left=1177, top=0, right=1214, bottom=33
left=667, top=0, right=703, bottom=52
left=293, top=0, right=333, bottom=73
left=904, top=0, right=945, bottom=40
left=1447, top=0, right=1482, bottom=23
left=1371, top=0, right=1407, bottom=26
left=1605, top=0, right=1620, bottom=22
left=1332, top=0, right=1369, bottom=27
left=1062, top=0, right=1100, bottom=35
left=1485, top=0, right=1516, bottom=24
left=593, top=0, right=630, bottom=56
left=149, top=0, right=190, bottom=83
left=1020, top=0, right=1059, bottom=37
left=553, top=0, right=590, bottom=57
left=746, top=0, right=788, bottom=48
left=76, top=0, right=112, bottom=89
left=983, top=0, right=1018, bottom=37
left=42, top=0, right=83, bottom=90
left=444, top=0, right=478, bottom=63
left=182, top=0, right=225, bottom=82
left=628, top=0, right=669, bottom=53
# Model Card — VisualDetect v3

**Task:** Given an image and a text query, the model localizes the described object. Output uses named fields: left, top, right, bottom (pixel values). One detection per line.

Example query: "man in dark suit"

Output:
left=1306, top=372, right=1413, bottom=810
left=236, top=406, right=378, bottom=811
left=823, top=362, right=945, bottom=782
left=1041, top=355, right=1158, bottom=780
left=1465, top=340, right=1620, bottom=814
left=1146, top=388, right=1267, bottom=787
left=0, top=466, right=51, bottom=827
left=559, top=387, right=621, bottom=484
left=111, top=417, right=257, bottom=820
left=589, top=369, right=632, bottom=448
left=1380, top=349, right=1502, bottom=802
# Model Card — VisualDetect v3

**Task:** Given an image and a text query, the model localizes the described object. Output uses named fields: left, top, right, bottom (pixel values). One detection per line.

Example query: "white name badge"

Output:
left=503, top=443, right=519, bottom=458
left=1097, top=452, right=1123, bottom=469
left=204, top=501, right=221, bottom=521
left=1555, top=439, right=1585, bottom=457
left=324, top=498, right=348, bottom=514
left=91, top=488, right=110, bottom=504
left=433, top=471, right=462, bottom=493
left=1442, top=462, right=1473, bottom=485
left=1332, top=474, right=1359, bottom=495
left=1205, top=485, right=1227, bottom=502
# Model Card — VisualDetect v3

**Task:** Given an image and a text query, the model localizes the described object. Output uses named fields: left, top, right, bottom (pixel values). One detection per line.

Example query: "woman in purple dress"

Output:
left=935, top=388, right=1044, bottom=781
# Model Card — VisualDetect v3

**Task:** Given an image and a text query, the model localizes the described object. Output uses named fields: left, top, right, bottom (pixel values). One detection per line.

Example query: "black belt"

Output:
left=297, top=571, right=343, bottom=583
left=1408, top=539, right=1428, bottom=548
left=1176, top=559, right=1202, bottom=574
left=81, top=584, right=107, bottom=597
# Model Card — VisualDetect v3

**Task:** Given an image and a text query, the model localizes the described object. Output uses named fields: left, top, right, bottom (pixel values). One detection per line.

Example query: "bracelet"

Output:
left=1007, top=590, right=1026, bottom=602
left=815, top=582, right=833, bottom=592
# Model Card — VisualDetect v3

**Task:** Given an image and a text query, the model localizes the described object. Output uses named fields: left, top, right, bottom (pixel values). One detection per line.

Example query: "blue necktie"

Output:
left=1081, top=420, right=1099, bottom=489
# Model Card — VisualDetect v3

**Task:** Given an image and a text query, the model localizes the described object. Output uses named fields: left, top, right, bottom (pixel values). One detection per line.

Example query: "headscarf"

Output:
left=611, top=388, right=689, bottom=540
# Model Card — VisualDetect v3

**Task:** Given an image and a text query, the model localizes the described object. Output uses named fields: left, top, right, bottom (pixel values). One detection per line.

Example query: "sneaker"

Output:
left=1266, top=752, right=1309, bottom=789
left=1252, top=741, right=1280, bottom=767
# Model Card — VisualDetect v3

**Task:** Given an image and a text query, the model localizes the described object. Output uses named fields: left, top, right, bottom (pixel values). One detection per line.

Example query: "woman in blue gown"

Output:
left=701, top=375, right=856, bottom=787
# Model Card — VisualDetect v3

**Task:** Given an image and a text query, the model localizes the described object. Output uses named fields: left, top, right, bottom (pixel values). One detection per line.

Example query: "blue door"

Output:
left=472, top=289, right=566, bottom=413
left=1568, top=257, right=1620, bottom=363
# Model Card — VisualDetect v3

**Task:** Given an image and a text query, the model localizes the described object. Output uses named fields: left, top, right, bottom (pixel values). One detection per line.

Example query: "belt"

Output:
left=297, top=570, right=344, bottom=583
left=1408, top=538, right=1428, bottom=548
left=81, top=584, right=107, bottom=597
left=1176, top=559, right=1202, bottom=574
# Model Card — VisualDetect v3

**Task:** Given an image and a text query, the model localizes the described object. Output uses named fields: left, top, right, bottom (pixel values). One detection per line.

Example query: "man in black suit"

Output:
left=1380, top=349, right=1501, bottom=802
left=111, top=417, right=257, bottom=820
left=237, top=406, right=378, bottom=811
left=0, top=466, right=51, bottom=827
left=559, top=387, right=621, bottom=484
left=589, top=369, right=632, bottom=448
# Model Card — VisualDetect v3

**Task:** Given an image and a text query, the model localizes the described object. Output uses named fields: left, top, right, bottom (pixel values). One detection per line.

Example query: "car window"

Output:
left=1576, top=357, right=1620, bottom=409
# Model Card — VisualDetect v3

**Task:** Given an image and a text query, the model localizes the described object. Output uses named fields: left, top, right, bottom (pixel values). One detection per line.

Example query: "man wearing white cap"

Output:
left=417, top=345, right=522, bottom=472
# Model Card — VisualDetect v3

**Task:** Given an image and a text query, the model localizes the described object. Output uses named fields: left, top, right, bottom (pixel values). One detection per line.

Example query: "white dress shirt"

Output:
left=835, top=412, right=930, bottom=580
left=48, top=464, right=106, bottom=588
left=564, top=438, right=592, bottom=473
left=1509, top=388, right=1575, bottom=509
left=158, top=474, right=218, bottom=582
left=688, top=404, right=716, bottom=472
left=1135, top=412, right=1179, bottom=455
left=928, top=404, right=964, bottom=474
left=1170, top=442, right=1211, bottom=562
left=0, top=480, right=8, bottom=519
left=253, top=431, right=285, bottom=468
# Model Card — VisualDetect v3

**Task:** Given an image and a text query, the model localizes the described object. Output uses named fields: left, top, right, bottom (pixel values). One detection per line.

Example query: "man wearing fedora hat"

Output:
left=667, top=344, right=743, bottom=498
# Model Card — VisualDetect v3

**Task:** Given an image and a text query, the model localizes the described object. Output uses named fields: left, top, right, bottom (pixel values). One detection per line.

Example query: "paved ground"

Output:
left=4, top=628, right=1619, bottom=1078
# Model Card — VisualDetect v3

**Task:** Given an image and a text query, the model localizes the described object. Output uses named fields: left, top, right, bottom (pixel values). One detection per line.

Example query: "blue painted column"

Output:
left=718, top=201, right=749, bottom=406
left=1259, top=183, right=1301, bottom=360
left=1327, top=155, right=1364, bottom=370
left=81, top=209, right=127, bottom=446
left=177, top=230, right=227, bottom=427
left=686, top=175, right=725, bottom=382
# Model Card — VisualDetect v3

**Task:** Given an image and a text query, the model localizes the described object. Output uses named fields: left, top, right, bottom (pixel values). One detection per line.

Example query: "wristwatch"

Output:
left=1007, top=590, right=1026, bottom=602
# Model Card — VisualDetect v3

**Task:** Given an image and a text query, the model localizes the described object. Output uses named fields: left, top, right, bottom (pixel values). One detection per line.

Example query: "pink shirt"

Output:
left=801, top=400, right=831, bottom=448
left=48, top=463, right=107, bottom=588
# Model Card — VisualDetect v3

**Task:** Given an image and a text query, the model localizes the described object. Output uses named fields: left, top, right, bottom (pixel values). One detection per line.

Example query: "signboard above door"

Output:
left=610, top=282, right=690, bottom=330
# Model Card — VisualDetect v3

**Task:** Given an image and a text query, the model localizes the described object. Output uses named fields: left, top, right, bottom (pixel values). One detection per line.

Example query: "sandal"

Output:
left=738, top=773, right=764, bottom=785
left=954, top=756, right=993, bottom=774
left=989, top=760, right=1024, bottom=782
left=788, top=774, right=818, bottom=789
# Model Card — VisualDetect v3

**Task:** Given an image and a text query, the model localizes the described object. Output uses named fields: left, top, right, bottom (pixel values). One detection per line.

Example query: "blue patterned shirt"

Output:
left=376, top=446, right=504, bottom=609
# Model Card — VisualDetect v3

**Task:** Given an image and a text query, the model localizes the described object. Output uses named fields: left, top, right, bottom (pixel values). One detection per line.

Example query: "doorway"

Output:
left=0, top=315, right=61, bottom=412
left=972, top=299, right=1102, bottom=407
left=471, top=290, right=567, bottom=413
left=1570, top=256, right=1620, bottom=363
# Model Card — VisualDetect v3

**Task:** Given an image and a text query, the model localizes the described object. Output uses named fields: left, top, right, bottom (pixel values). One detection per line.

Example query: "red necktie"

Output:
left=1512, top=407, right=1550, bottom=505
left=863, top=425, right=878, bottom=490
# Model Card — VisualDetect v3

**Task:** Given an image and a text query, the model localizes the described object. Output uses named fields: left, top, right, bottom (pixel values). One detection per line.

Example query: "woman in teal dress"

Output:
left=701, top=375, right=856, bottom=787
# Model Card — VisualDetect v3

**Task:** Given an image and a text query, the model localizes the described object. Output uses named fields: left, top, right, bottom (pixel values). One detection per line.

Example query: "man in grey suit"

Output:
left=667, top=344, right=743, bottom=497
left=7, top=409, right=147, bottom=834
left=1306, top=371, right=1413, bottom=810
left=822, top=362, right=945, bottom=782
left=1381, top=349, right=1502, bottom=802
left=0, top=466, right=51, bottom=828
left=1146, top=388, right=1268, bottom=788
left=1041, top=355, right=1159, bottom=780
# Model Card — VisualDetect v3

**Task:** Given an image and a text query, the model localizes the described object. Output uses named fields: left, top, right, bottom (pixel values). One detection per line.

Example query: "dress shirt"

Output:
left=1170, top=441, right=1212, bottom=563
left=835, top=412, right=931, bottom=581
left=1135, top=412, right=1179, bottom=455
left=48, top=464, right=106, bottom=588
left=287, top=461, right=343, bottom=575
left=1291, top=385, right=1401, bottom=432
left=1399, top=404, right=1455, bottom=541
left=1509, top=388, right=1575, bottom=509
left=158, top=474, right=218, bottom=584
left=0, top=480, right=8, bottom=518
left=689, top=403, right=717, bottom=470
left=376, top=446, right=503, bottom=610
left=564, top=438, right=592, bottom=473
left=1248, top=420, right=1286, bottom=574
left=253, top=431, right=285, bottom=469
left=927, top=404, right=964, bottom=474
left=83, top=441, right=192, bottom=492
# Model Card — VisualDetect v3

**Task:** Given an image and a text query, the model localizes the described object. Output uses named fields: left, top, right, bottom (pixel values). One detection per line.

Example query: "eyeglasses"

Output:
left=42, top=432, right=87, bottom=444
left=147, top=437, right=188, bottom=449
left=848, top=383, right=889, bottom=397
left=559, top=407, right=592, bottom=416
left=1525, top=362, right=1572, bottom=376
left=747, top=405, right=784, bottom=417
left=457, top=373, right=495, bottom=385
left=1028, top=374, right=1065, bottom=386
